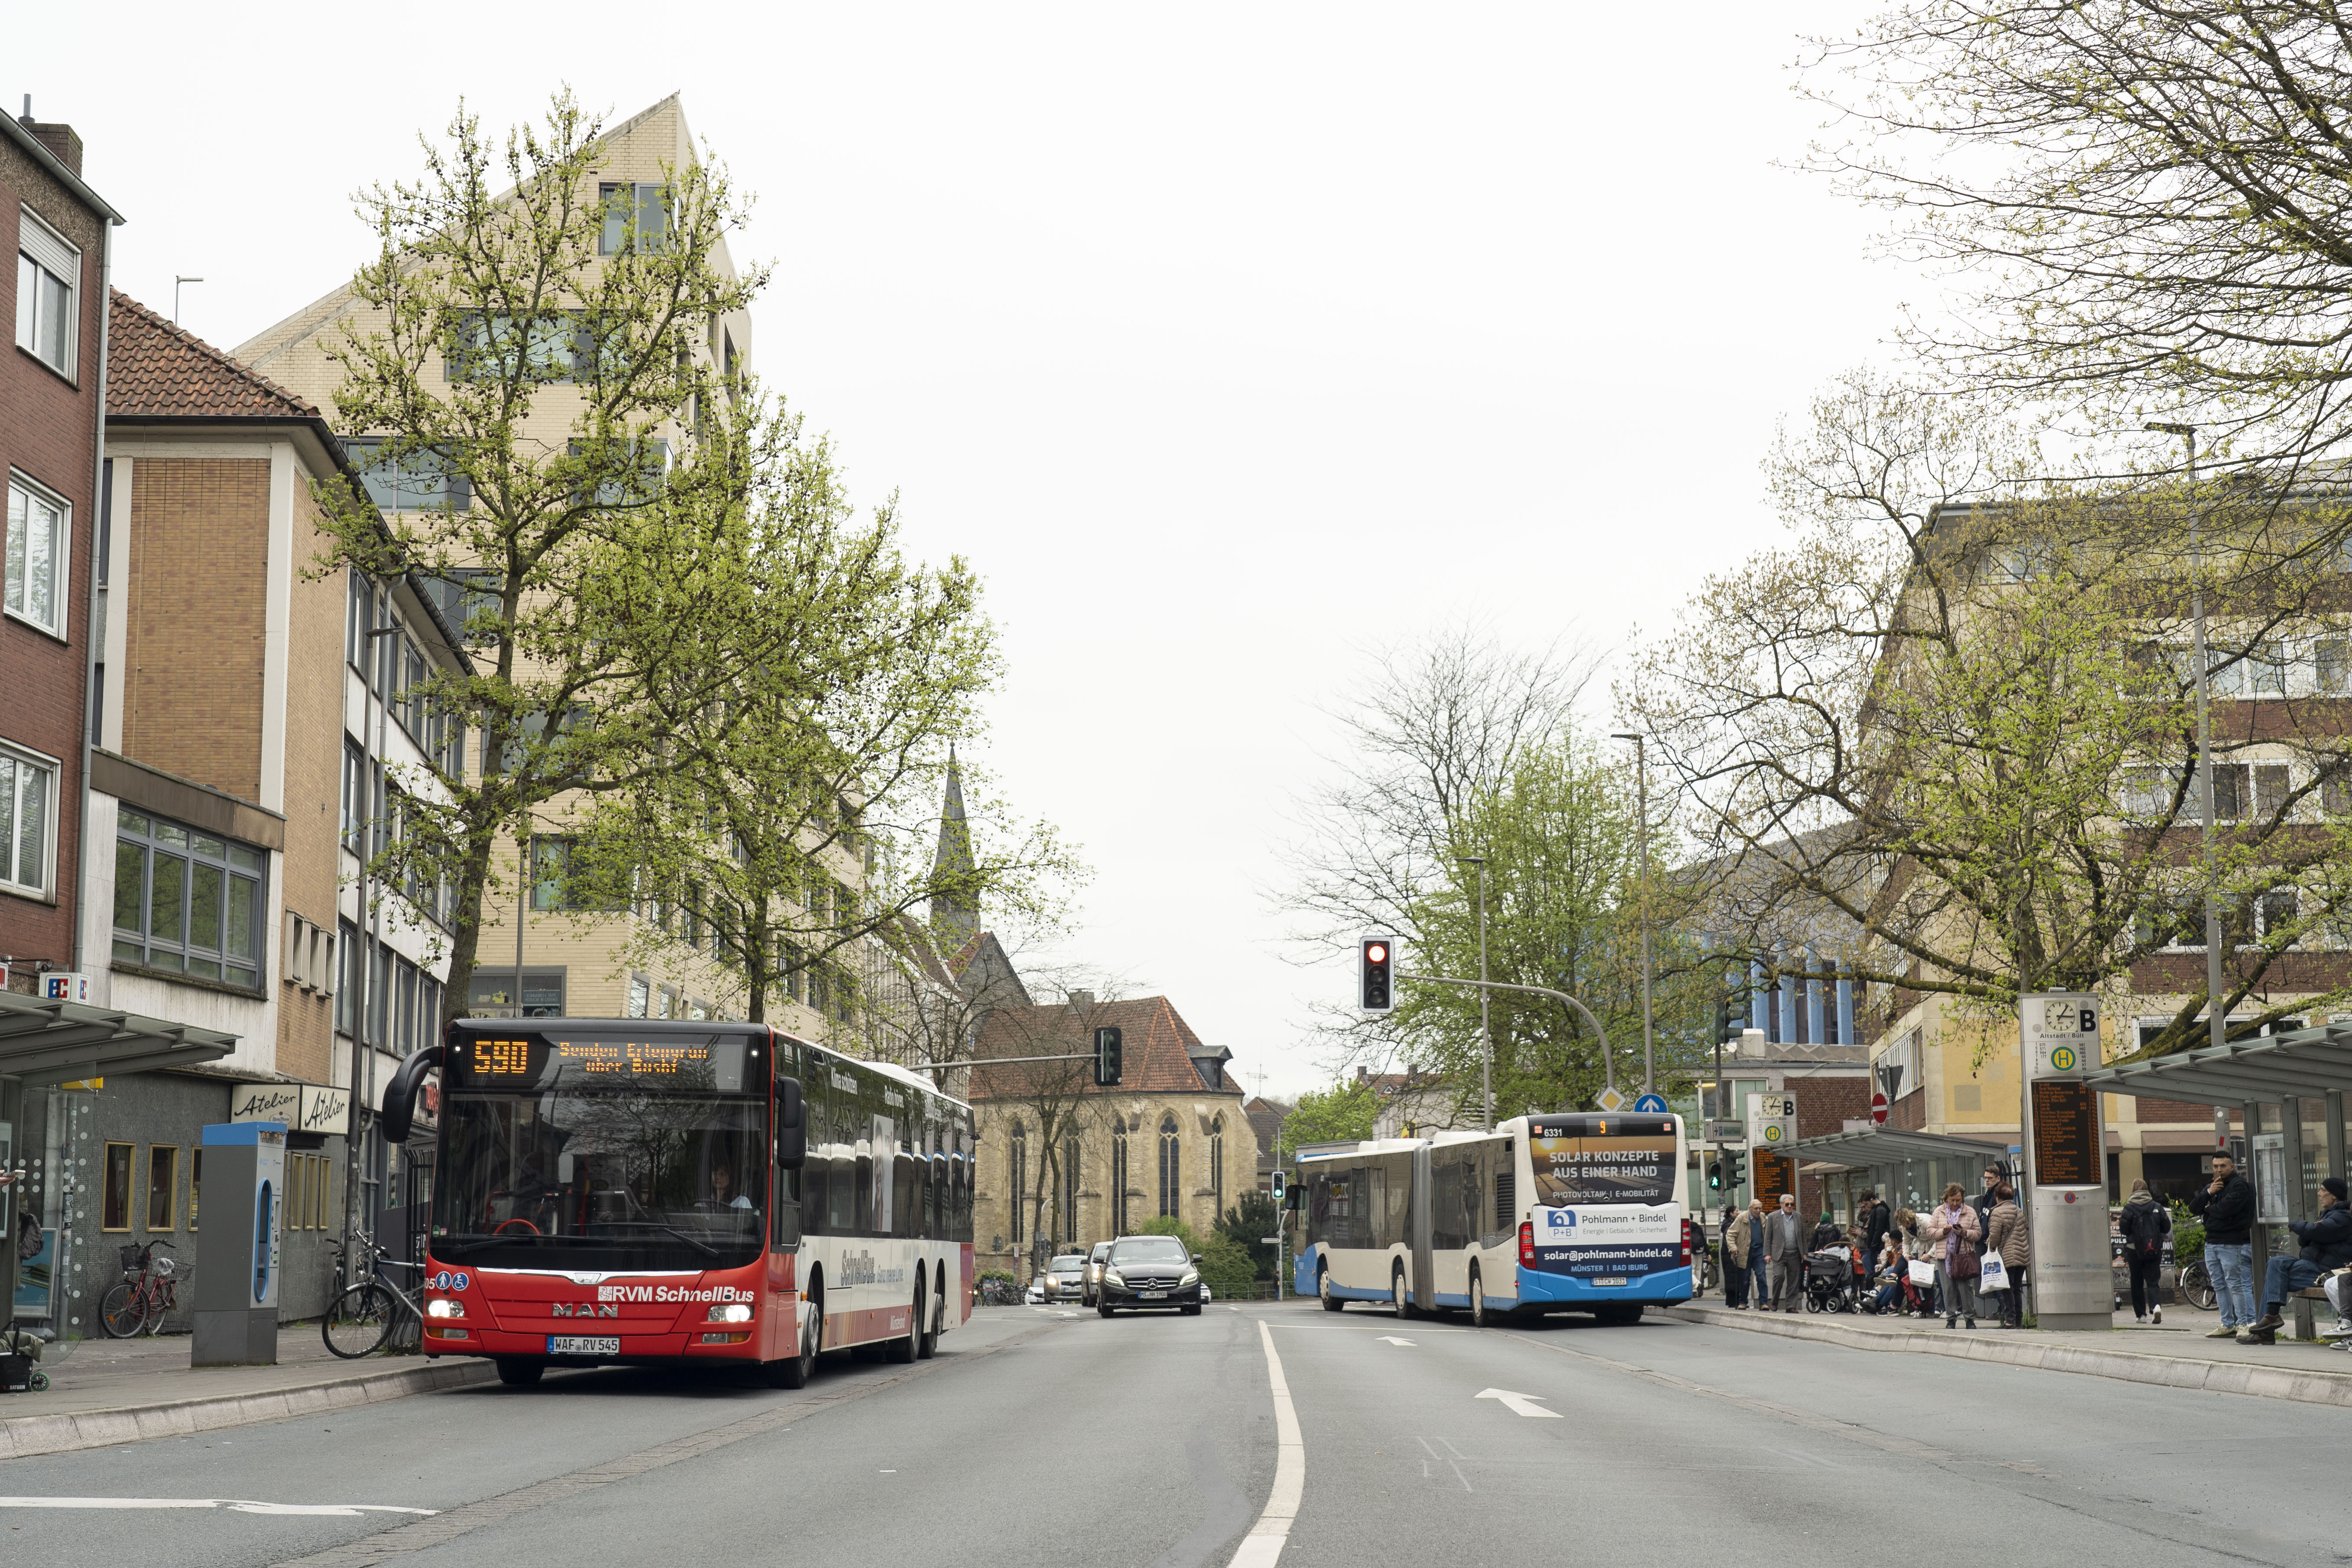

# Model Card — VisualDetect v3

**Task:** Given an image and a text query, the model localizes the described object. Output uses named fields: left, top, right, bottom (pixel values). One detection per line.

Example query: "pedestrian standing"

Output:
left=1722, top=1200, right=1752, bottom=1307
left=2117, top=1178, right=2171, bottom=1324
left=1860, top=1189, right=1892, bottom=1262
left=1922, top=1182, right=1983, bottom=1329
left=1765, top=1192, right=1808, bottom=1313
left=1984, top=1181, right=2031, bottom=1329
left=1970, top=1162, right=2007, bottom=1246
left=1746, top=1199, right=1769, bottom=1308
left=2189, top=1153, right=2257, bottom=1338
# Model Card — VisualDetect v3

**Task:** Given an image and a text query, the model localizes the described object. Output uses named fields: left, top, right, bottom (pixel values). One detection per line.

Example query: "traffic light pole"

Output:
left=1397, top=973, right=1616, bottom=1095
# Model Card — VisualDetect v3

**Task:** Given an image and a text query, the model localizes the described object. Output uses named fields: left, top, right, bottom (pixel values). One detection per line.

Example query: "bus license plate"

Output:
left=548, top=1335, right=619, bottom=1355
left=1592, top=1278, right=1627, bottom=1288
left=1138, top=1290, right=1167, bottom=1299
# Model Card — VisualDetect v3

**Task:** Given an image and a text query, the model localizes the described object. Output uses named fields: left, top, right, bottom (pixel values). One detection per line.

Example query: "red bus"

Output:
left=382, top=1017, right=976, bottom=1386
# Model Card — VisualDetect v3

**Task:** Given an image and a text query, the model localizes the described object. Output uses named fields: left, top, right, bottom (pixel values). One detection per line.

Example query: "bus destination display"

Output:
left=459, top=1037, right=719, bottom=1083
left=2031, top=1079, right=2101, bottom=1187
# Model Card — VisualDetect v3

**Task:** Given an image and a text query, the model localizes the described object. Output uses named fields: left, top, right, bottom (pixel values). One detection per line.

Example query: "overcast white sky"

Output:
left=26, top=2, right=1916, bottom=1101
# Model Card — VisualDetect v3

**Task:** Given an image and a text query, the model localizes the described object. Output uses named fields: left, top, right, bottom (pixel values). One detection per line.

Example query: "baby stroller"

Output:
left=1803, top=1248, right=1858, bottom=1313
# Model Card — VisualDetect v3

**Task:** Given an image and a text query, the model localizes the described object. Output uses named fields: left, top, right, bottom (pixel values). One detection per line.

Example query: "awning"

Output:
left=2082, top=1024, right=2352, bottom=1107
left=0, top=987, right=237, bottom=1085
left=1789, top=1126, right=2014, bottom=1171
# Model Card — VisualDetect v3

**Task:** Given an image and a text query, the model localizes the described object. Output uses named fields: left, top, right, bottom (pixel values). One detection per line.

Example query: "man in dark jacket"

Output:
left=1860, top=1190, right=1892, bottom=1262
left=1971, top=1163, right=2007, bottom=1247
left=2190, top=1153, right=2258, bottom=1337
left=2241, top=1177, right=2352, bottom=1344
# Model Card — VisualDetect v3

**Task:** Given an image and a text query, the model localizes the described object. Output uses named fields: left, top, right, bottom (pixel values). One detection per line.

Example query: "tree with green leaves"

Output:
left=313, top=90, right=774, bottom=1025
left=1216, top=1191, right=1281, bottom=1281
left=1277, top=1079, right=1379, bottom=1154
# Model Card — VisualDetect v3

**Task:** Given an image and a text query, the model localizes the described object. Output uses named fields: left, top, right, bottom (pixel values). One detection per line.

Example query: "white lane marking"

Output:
left=0, top=1499, right=437, bottom=1516
left=1475, top=1387, right=1561, bottom=1420
left=1230, top=1319, right=1304, bottom=1568
left=1378, top=1336, right=1417, bottom=1346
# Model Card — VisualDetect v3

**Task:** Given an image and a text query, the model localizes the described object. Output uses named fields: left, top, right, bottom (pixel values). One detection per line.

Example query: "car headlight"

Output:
left=426, top=1298, right=464, bottom=1319
left=1180, top=1270, right=1199, bottom=1287
left=706, top=1303, right=752, bottom=1323
left=1104, top=1269, right=1125, bottom=1288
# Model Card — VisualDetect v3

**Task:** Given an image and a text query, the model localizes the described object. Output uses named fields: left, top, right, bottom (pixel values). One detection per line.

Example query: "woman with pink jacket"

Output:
left=1920, top=1181, right=1984, bottom=1328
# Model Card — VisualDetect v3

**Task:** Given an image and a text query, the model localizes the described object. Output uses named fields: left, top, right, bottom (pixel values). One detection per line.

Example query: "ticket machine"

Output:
left=192, top=1121, right=286, bottom=1366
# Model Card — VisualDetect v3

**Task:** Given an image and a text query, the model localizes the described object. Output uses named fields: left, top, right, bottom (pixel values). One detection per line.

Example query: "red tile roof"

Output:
left=107, top=290, right=323, bottom=421
left=970, top=995, right=1235, bottom=1101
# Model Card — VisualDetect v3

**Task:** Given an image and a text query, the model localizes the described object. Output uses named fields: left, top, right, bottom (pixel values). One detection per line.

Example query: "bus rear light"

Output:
left=1681, top=1219, right=1694, bottom=1265
left=1518, top=1220, right=1534, bottom=1266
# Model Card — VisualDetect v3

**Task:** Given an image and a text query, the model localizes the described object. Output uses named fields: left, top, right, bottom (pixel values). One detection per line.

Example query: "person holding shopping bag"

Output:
left=1922, top=1182, right=1983, bottom=1328
left=1983, top=1181, right=2032, bottom=1329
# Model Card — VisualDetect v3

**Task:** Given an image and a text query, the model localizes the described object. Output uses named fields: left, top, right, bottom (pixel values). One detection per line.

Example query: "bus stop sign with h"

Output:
left=2022, top=994, right=2109, bottom=1332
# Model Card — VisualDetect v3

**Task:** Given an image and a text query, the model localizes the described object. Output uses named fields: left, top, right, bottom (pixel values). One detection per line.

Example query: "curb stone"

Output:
left=0, top=1358, right=498, bottom=1462
left=1663, top=1304, right=2352, bottom=1410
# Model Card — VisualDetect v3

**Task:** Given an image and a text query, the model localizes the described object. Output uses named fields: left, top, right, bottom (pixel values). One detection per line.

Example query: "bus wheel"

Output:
left=1319, top=1264, right=1344, bottom=1313
left=1468, top=1267, right=1487, bottom=1328
left=917, top=1281, right=941, bottom=1360
left=494, top=1359, right=544, bottom=1387
left=769, top=1294, right=821, bottom=1388
left=1392, top=1264, right=1415, bottom=1319
left=886, top=1285, right=922, bottom=1364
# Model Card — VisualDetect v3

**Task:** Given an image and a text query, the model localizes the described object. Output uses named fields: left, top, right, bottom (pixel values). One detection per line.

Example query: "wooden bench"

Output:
left=2290, top=1285, right=2334, bottom=1342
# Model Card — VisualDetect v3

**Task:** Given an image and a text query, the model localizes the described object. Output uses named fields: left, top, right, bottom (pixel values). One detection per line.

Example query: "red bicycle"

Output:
left=100, top=1239, right=187, bottom=1337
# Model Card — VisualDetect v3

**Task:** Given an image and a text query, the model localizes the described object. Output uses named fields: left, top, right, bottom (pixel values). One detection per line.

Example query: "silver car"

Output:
left=1041, top=1253, right=1090, bottom=1303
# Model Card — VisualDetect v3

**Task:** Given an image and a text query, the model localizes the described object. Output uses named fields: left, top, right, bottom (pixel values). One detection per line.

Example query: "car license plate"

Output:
left=1139, top=1289, right=1167, bottom=1299
left=1592, top=1278, right=1627, bottom=1288
left=547, top=1335, right=619, bottom=1355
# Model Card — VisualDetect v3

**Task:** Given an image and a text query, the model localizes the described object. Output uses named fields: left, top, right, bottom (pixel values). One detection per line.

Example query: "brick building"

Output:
left=968, top=991, right=1257, bottom=1279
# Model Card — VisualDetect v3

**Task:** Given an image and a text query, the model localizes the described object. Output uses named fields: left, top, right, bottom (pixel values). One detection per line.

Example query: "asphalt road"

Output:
left=0, top=1301, right=2341, bottom=1567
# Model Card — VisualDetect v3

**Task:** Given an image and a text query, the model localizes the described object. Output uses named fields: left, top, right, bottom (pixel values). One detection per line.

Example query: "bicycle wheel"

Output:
left=100, top=1281, right=151, bottom=1338
left=323, top=1282, right=397, bottom=1359
left=2179, top=1260, right=2218, bottom=1313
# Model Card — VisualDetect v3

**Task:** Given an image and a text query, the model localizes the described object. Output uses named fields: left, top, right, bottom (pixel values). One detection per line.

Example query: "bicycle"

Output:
left=100, top=1239, right=188, bottom=1338
left=322, top=1236, right=424, bottom=1359
left=2176, top=1257, right=2218, bottom=1312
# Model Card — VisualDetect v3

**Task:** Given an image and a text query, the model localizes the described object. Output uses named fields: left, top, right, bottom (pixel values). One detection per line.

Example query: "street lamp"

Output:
left=1612, top=732, right=1655, bottom=1096
left=2146, top=422, right=2227, bottom=1053
left=1456, top=855, right=1492, bottom=1131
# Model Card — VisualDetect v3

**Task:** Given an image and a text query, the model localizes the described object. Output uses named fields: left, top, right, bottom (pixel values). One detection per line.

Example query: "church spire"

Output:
left=930, top=745, right=978, bottom=948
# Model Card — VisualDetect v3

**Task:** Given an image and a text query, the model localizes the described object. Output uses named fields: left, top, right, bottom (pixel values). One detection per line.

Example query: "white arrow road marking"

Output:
left=0, top=1499, right=438, bottom=1516
left=1475, top=1388, right=1561, bottom=1419
left=1378, top=1337, right=1417, bottom=1346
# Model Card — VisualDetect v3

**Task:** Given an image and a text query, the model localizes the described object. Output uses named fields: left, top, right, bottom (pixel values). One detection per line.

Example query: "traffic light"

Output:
left=1359, top=935, right=1397, bottom=1014
left=1715, top=1000, right=1734, bottom=1045
left=1093, top=1026, right=1123, bottom=1087
left=1707, top=1159, right=1723, bottom=1191
left=1724, top=1150, right=1746, bottom=1190
left=1270, top=1168, right=1287, bottom=1208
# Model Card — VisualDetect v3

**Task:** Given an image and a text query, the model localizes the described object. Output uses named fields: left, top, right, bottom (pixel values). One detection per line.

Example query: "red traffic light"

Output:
left=1365, top=943, right=1387, bottom=965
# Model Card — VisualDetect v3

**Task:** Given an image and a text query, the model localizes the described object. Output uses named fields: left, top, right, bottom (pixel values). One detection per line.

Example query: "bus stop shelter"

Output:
left=2083, top=1024, right=2352, bottom=1282
left=1788, top=1127, right=2016, bottom=1223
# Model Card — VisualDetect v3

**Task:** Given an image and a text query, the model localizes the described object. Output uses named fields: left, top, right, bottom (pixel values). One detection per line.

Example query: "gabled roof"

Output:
left=969, top=994, right=1237, bottom=1100
left=108, top=290, right=323, bottom=421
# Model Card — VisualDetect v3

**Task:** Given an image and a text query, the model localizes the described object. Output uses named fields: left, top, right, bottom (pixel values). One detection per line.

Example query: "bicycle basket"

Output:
left=118, top=1244, right=146, bottom=1271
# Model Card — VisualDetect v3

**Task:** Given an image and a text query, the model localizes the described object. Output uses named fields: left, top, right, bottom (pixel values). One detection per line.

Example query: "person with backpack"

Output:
left=2118, top=1178, right=2172, bottom=1324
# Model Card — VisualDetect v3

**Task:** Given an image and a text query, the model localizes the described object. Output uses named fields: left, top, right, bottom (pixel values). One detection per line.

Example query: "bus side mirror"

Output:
left=778, top=1078, right=806, bottom=1171
left=381, top=1043, right=445, bottom=1144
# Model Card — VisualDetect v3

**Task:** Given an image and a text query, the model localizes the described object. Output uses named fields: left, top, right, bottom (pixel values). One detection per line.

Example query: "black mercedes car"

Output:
left=1094, top=1235, right=1206, bottom=1316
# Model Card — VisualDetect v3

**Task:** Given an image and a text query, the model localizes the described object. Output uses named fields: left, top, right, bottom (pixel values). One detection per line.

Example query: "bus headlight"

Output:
left=706, top=1303, right=752, bottom=1323
left=426, top=1298, right=464, bottom=1319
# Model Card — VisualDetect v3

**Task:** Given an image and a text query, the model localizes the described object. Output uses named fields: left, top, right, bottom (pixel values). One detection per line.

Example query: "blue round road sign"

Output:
left=1633, top=1093, right=1668, bottom=1113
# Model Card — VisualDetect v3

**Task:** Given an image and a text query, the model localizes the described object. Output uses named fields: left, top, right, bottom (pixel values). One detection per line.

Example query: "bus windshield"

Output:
left=432, top=1081, right=767, bottom=1272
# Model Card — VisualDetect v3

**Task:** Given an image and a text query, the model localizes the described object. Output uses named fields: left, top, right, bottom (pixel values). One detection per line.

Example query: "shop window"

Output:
left=102, top=1142, right=134, bottom=1231
left=147, top=1146, right=177, bottom=1230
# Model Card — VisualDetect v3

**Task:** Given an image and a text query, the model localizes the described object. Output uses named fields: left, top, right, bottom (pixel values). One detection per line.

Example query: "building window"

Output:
left=1211, top=1115, right=1225, bottom=1216
left=1062, top=1137, right=1080, bottom=1245
left=467, top=967, right=564, bottom=1019
left=189, top=1149, right=201, bottom=1231
left=531, top=837, right=586, bottom=911
left=15, top=207, right=79, bottom=377
left=1158, top=1115, right=1179, bottom=1219
left=6, top=472, right=69, bottom=636
left=146, top=1146, right=178, bottom=1230
left=628, top=975, right=650, bottom=1018
left=0, top=743, right=57, bottom=896
left=342, top=438, right=470, bottom=512
left=1009, top=1122, right=1026, bottom=1246
left=102, top=1143, right=134, bottom=1231
left=598, top=183, right=670, bottom=255
left=1112, top=1120, right=1129, bottom=1235
left=111, top=809, right=266, bottom=988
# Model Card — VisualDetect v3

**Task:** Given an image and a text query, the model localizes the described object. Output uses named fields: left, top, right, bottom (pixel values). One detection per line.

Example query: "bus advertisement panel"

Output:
left=1517, top=1114, right=1690, bottom=1309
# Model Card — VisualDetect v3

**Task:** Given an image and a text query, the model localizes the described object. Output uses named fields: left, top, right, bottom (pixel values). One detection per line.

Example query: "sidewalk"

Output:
left=0, top=1327, right=494, bottom=1461
left=1666, top=1297, right=2352, bottom=1410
